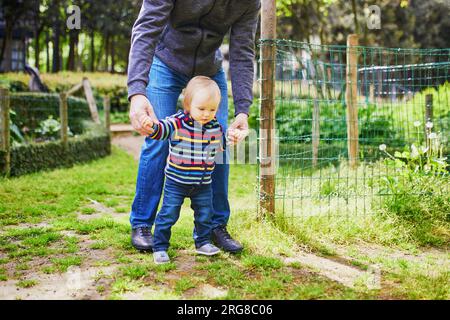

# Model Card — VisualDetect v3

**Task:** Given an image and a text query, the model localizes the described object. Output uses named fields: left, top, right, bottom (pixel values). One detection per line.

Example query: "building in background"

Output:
left=0, top=11, right=29, bottom=72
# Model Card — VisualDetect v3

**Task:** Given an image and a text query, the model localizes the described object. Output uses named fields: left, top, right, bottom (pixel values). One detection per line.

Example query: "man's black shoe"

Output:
left=131, top=227, right=153, bottom=251
left=211, top=226, right=243, bottom=253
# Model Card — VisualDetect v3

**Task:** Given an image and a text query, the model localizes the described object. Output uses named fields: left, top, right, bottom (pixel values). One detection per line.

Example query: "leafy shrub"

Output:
left=376, top=172, right=449, bottom=246
left=376, top=124, right=449, bottom=245
left=275, top=100, right=398, bottom=146
left=110, top=112, right=131, bottom=124
left=2, top=72, right=129, bottom=112
left=398, top=82, right=450, bottom=142
left=35, top=116, right=74, bottom=142
left=2, top=131, right=111, bottom=177
left=10, top=92, right=90, bottom=135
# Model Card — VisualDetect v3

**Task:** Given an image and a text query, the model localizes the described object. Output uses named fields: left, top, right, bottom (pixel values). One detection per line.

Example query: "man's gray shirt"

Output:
left=127, top=0, right=261, bottom=116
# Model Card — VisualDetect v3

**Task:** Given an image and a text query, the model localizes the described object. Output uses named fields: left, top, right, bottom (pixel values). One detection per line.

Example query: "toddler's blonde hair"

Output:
left=183, top=76, right=221, bottom=110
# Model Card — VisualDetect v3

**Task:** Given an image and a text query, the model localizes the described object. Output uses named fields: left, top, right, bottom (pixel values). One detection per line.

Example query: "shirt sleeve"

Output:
left=229, top=1, right=261, bottom=117
left=127, top=0, right=174, bottom=101
left=148, top=117, right=178, bottom=140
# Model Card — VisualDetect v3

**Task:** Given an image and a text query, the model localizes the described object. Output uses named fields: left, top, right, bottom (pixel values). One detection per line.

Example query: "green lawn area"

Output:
left=0, top=146, right=448, bottom=299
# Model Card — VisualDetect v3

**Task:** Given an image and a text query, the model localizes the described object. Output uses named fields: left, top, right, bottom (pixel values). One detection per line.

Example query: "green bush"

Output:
left=1, top=72, right=129, bottom=113
left=275, top=101, right=399, bottom=146
left=404, top=82, right=450, bottom=134
left=376, top=128, right=449, bottom=246
left=10, top=92, right=91, bottom=134
left=376, top=172, right=449, bottom=246
left=1, top=132, right=110, bottom=177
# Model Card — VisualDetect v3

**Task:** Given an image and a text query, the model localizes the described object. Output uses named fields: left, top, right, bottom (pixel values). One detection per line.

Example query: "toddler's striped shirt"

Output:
left=149, top=110, right=224, bottom=185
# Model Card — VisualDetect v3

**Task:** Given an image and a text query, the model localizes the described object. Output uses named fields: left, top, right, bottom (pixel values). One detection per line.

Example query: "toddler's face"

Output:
left=188, top=89, right=220, bottom=125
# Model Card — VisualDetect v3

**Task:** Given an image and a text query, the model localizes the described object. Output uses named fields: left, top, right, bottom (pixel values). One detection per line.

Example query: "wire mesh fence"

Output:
left=0, top=91, right=6, bottom=150
left=257, top=39, right=449, bottom=219
left=2, top=92, right=104, bottom=147
left=0, top=89, right=112, bottom=177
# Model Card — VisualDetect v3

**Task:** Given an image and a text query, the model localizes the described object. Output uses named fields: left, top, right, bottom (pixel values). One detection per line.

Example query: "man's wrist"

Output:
left=130, top=94, right=146, bottom=102
left=235, top=112, right=249, bottom=119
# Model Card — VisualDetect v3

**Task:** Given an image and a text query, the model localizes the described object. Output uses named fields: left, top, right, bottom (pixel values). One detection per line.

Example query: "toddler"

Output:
left=148, top=76, right=228, bottom=264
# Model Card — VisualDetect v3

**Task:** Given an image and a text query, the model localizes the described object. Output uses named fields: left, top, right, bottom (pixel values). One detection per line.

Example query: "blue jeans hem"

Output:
left=195, top=241, right=212, bottom=249
left=132, top=224, right=152, bottom=230
left=153, top=247, right=168, bottom=253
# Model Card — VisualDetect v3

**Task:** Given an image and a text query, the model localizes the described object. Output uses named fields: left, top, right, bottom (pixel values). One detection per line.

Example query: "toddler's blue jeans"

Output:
left=129, top=56, right=230, bottom=231
left=153, top=178, right=214, bottom=251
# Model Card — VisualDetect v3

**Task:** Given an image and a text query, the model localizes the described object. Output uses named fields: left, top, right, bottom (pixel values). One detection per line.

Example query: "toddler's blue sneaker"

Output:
left=196, top=243, right=220, bottom=256
left=153, top=251, right=170, bottom=264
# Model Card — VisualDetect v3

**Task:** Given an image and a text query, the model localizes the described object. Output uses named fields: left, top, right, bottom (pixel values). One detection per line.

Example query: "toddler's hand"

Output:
left=226, top=128, right=249, bottom=145
left=141, top=116, right=154, bottom=130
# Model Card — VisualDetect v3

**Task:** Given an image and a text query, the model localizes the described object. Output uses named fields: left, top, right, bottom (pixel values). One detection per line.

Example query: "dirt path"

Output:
left=112, top=134, right=145, bottom=161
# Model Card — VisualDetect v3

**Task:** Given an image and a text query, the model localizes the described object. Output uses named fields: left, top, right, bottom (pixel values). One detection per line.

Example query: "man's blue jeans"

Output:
left=129, top=56, right=230, bottom=230
left=153, top=178, right=214, bottom=251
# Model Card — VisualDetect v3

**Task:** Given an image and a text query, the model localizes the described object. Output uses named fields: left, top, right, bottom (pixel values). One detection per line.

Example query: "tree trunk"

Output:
left=45, top=31, right=50, bottom=72
left=290, top=3, right=302, bottom=41
left=52, top=22, right=61, bottom=72
left=34, top=28, right=42, bottom=70
left=111, top=35, right=116, bottom=73
left=351, top=0, right=359, bottom=34
left=90, top=30, right=95, bottom=71
left=104, top=32, right=110, bottom=72
left=0, top=20, right=13, bottom=72
left=125, top=41, right=131, bottom=74
left=67, top=30, right=78, bottom=71
left=304, top=3, right=312, bottom=42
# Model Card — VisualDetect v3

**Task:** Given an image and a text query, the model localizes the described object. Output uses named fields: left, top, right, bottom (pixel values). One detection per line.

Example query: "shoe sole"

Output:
left=132, top=242, right=153, bottom=252
left=220, top=247, right=243, bottom=254
left=154, top=260, right=170, bottom=265
left=212, top=243, right=243, bottom=254
left=196, top=250, right=220, bottom=256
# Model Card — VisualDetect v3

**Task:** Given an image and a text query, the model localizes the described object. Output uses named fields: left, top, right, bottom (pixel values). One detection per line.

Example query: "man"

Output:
left=127, top=0, right=261, bottom=253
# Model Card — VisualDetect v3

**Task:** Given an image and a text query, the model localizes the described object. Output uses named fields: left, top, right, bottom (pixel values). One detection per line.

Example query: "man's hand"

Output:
left=228, top=113, right=249, bottom=145
left=129, top=94, right=159, bottom=136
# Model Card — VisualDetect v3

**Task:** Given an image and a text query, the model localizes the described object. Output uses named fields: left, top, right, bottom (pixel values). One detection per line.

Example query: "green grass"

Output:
left=174, top=277, right=197, bottom=294
left=16, top=279, right=38, bottom=288
left=1, top=146, right=448, bottom=299
left=120, top=264, right=149, bottom=280
left=80, top=207, right=96, bottom=215
left=51, top=256, right=83, bottom=272
left=242, top=255, right=283, bottom=270
left=0, top=267, right=7, bottom=281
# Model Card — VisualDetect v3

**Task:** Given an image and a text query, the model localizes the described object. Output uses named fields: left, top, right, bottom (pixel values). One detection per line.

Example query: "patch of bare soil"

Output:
left=0, top=210, right=123, bottom=300
left=0, top=265, right=116, bottom=300
left=283, top=249, right=381, bottom=290
left=332, top=242, right=449, bottom=265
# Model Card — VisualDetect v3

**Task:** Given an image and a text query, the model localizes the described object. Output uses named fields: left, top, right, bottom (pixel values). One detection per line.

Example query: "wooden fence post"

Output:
left=103, top=95, right=111, bottom=137
left=312, top=100, right=320, bottom=167
left=0, top=88, right=11, bottom=177
left=345, top=34, right=359, bottom=168
left=59, top=92, right=69, bottom=148
left=259, top=0, right=277, bottom=218
left=82, top=77, right=100, bottom=124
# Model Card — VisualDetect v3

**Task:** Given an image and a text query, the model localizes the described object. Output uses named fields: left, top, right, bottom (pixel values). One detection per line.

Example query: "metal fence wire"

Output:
left=0, top=93, right=5, bottom=149
left=5, top=93, right=95, bottom=145
left=257, top=39, right=449, bottom=218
